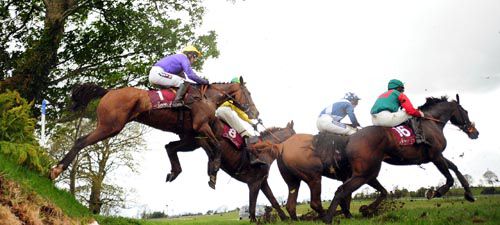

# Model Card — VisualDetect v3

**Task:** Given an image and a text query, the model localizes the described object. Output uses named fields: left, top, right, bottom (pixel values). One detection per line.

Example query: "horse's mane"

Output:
left=260, top=127, right=282, bottom=137
left=418, top=96, right=449, bottom=111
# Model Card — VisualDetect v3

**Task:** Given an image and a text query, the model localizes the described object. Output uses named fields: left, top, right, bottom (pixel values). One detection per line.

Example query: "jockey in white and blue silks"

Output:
left=316, top=92, right=361, bottom=135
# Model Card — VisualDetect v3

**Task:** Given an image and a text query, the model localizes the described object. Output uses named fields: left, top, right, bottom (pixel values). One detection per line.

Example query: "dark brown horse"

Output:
left=193, top=119, right=296, bottom=222
left=322, top=95, right=479, bottom=223
left=50, top=78, right=259, bottom=184
left=250, top=132, right=355, bottom=220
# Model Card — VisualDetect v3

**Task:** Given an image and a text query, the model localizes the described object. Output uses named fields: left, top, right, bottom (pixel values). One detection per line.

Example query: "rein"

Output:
left=423, top=116, right=444, bottom=123
left=209, top=84, right=248, bottom=111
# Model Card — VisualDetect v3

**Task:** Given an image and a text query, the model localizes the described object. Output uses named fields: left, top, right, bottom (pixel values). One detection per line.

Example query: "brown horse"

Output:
left=50, top=78, right=259, bottom=183
left=322, top=95, right=479, bottom=223
left=250, top=132, right=356, bottom=220
left=192, top=119, right=296, bottom=222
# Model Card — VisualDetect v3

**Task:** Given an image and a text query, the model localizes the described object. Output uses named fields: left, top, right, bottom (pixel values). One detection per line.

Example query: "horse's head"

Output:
left=259, top=120, right=296, bottom=143
left=248, top=121, right=296, bottom=162
left=233, top=76, right=259, bottom=119
left=450, top=94, right=479, bottom=139
left=209, top=76, right=259, bottom=119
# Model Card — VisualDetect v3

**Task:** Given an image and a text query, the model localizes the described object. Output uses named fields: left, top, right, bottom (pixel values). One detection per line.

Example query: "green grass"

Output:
left=2, top=151, right=499, bottom=225
left=0, top=153, right=91, bottom=218
left=143, top=195, right=500, bottom=225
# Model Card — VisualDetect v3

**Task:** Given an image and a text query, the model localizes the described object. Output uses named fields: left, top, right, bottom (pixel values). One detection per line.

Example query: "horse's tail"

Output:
left=71, top=83, right=109, bottom=111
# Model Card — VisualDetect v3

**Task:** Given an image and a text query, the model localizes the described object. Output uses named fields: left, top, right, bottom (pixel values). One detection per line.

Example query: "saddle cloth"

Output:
left=222, top=122, right=244, bottom=149
left=147, top=89, right=176, bottom=109
left=389, top=125, right=416, bottom=146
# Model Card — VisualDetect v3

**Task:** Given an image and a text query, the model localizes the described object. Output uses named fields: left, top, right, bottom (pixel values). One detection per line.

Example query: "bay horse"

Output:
left=250, top=132, right=355, bottom=220
left=322, top=95, right=479, bottom=223
left=49, top=77, right=259, bottom=185
left=195, top=119, right=296, bottom=222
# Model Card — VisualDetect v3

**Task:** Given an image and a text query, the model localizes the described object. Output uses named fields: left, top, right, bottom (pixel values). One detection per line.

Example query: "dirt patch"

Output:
left=0, top=175, right=79, bottom=225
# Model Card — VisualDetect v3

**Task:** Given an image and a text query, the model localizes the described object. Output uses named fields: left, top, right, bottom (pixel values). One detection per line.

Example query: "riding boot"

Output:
left=171, top=83, right=188, bottom=107
left=244, top=136, right=268, bottom=166
left=410, top=118, right=430, bottom=145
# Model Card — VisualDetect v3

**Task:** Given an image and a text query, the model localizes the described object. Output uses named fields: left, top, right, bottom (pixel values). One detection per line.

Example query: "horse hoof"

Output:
left=208, top=180, right=216, bottom=190
left=359, top=205, right=369, bottom=217
left=426, top=190, right=436, bottom=200
left=465, top=192, right=475, bottom=202
left=49, top=164, right=63, bottom=180
left=321, top=215, right=333, bottom=224
left=165, top=173, right=175, bottom=182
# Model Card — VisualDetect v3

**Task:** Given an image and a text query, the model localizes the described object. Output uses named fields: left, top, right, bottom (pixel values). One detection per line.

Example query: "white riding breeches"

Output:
left=316, top=114, right=357, bottom=135
left=371, top=110, right=411, bottom=127
left=149, top=66, right=185, bottom=87
left=216, top=106, right=252, bottom=137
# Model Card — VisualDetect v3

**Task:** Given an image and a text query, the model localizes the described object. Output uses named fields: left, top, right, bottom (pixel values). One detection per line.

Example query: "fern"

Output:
left=0, top=91, right=53, bottom=175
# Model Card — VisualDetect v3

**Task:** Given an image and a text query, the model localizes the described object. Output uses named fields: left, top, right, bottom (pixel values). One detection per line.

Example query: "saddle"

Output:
left=389, top=124, right=416, bottom=146
left=221, top=122, right=244, bottom=149
left=146, top=88, right=177, bottom=109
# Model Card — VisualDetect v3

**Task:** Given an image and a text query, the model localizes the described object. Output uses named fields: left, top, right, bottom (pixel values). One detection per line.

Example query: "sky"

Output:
left=116, top=0, right=500, bottom=217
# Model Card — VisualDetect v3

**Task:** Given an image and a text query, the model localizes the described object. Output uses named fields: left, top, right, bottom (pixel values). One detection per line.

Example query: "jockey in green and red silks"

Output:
left=370, top=79, right=424, bottom=127
left=370, top=79, right=429, bottom=145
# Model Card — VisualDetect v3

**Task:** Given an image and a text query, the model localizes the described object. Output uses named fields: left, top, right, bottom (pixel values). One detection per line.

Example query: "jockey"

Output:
left=215, top=77, right=258, bottom=140
left=317, top=92, right=361, bottom=135
left=148, top=45, right=209, bottom=107
left=370, top=79, right=428, bottom=144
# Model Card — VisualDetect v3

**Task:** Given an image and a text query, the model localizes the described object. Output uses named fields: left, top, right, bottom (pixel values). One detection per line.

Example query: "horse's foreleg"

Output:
left=197, top=123, right=222, bottom=189
left=444, top=157, right=475, bottom=202
left=430, top=156, right=454, bottom=199
left=248, top=182, right=260, bottom=222
left=165, top=139, right=198, bottom=182
left=260, top=179, right=288, bottom=221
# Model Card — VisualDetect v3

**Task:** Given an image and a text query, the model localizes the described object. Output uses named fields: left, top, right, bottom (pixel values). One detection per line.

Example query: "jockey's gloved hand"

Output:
left=257, top=118, right=263, bottom=125
left=251, top=123, right=258, bottom=132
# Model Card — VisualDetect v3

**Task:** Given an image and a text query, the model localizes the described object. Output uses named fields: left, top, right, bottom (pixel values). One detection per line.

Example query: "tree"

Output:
left=0, top=0, right=219, bottom=121
left=49, top=115, right=148, bottom=214
left=483, top=169, right=499, bottom=187
left=463, top=174, right=474, bottom=186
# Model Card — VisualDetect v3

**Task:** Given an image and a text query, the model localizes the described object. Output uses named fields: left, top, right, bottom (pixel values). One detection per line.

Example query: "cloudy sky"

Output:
left=117, top=0, right=500, bottom=217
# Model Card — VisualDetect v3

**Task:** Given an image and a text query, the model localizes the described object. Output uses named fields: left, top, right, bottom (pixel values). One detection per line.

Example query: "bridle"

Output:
left=455, top=103, right=475, bottom=133
left=207, top=83, right=253, bottom=115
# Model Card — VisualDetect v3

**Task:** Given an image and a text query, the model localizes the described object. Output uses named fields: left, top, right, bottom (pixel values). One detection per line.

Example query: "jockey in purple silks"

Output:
left=149, top=45, right=208, bottom=107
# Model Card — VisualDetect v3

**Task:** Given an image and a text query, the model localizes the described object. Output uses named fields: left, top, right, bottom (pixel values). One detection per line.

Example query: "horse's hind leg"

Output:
left=50, top=122, right=124, bottom=180
left=429, top=156, right=454, bottom=199
left=260, top=179, right=289, bottom=221
left=359, top=178, right=388, bottom=217
left=324, top=176, right=367, bottom=223
left=285, top=178, right=301, bottom=220
left=307, top=178, right=326, bottom=219
left=444, top=157, right=475, bottom=202
left=248, top=182, right=260, bottom=222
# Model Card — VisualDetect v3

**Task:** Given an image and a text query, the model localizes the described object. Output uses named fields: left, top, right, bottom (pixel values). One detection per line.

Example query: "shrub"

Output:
left=0, top=90, right=53, bottom=174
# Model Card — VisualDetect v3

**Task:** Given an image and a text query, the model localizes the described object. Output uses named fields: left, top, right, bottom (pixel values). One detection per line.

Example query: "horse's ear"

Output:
left=288, top=120, right=294, bottom=128
left=239, top=76, right=244, bottom=84
left=456, top=94, right=460, bottom=104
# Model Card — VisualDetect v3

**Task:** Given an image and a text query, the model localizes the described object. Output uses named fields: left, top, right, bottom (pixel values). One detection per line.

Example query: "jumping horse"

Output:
left=49, top=77, right=259, bottom=187
left=322, top=95, right=479, bottom=223
left=193, top=119, right=296, bottom=222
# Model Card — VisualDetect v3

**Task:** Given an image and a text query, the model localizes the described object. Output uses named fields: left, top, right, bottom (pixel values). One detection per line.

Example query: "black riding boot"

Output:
left=410, top=118, right=429, bottom=145
left=244, top=136, right=268, bottom=166
left=171, top=83, right=188, bottom=107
